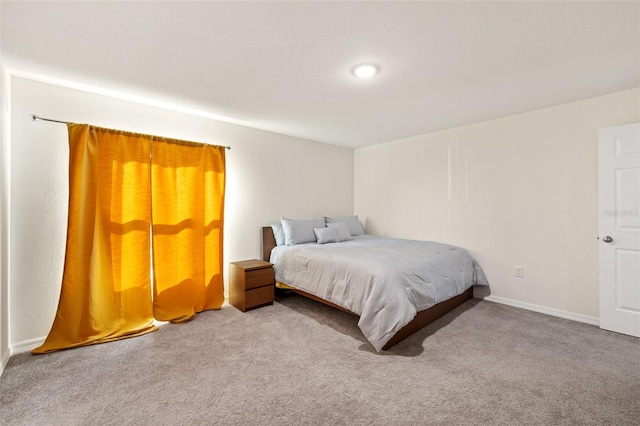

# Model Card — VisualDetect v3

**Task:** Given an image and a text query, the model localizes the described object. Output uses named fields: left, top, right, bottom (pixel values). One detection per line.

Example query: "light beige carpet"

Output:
left=1, top=292, right=639, bottom=425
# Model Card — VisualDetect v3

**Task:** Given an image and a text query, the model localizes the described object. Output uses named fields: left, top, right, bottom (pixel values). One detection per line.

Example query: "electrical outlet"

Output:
left=514, top=266, right=524, bottom=278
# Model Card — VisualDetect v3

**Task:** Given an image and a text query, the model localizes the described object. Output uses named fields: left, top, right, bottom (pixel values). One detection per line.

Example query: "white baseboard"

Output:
left=474, top=287, right=599, bottom=327
left=11, top=336, right=45, bottom=354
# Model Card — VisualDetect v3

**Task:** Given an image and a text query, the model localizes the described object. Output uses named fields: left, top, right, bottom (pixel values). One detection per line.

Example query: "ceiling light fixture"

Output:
left=352, top=63, right=379, bottom=79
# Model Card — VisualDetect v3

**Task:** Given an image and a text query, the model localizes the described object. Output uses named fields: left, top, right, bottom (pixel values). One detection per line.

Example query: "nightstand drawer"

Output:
left=245, top=267, right=275, bottom=290
left=244, top=285, right=274, bottom=309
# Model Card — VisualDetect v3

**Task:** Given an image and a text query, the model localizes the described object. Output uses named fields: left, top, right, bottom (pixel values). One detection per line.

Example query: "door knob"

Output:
left=602, top=236, right=613, bottom=243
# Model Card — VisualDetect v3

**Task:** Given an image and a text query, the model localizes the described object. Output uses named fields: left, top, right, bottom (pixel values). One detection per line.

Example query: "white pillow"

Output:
left=281, top=216, right=326, bottom=245
left=327, top=222, right=352, bottom=242
left=270, top=224, right=285, bottom=246
left=314, top=227, right=338, bottom=244
left=326, top=215, right=364, bottom=236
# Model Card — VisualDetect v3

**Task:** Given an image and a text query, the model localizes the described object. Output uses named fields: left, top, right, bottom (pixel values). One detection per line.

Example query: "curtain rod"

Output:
left=29, top=114, right=231, bottom=150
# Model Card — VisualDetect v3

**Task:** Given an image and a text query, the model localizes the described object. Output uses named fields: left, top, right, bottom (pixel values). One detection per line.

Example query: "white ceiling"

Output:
left=2, top=1, right=639, bottom=148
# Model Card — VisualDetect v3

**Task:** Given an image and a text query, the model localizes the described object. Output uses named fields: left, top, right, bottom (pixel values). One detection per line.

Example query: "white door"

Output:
left=599, top=123, right=640, bottom=337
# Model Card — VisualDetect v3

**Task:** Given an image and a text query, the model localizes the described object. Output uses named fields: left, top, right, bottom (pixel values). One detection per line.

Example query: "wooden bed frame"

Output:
left=261, top=226, right=473, bottom=350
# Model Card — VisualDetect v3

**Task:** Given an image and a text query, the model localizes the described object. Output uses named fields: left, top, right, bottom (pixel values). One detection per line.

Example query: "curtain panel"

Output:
left=151, top=139, right=226, bottom=322
left=33, top=124, right=225, bottom=354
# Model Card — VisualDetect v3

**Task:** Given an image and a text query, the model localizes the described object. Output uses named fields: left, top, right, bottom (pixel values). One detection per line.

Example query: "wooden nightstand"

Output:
left=229, top=259, right=275, bottom=312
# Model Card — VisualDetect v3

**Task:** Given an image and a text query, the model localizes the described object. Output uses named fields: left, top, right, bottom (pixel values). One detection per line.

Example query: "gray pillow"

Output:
left=326, top=215, right=364, bottom=236
left=270, top=224, right=285, bottom=246
left=314, top=227, right=338, bottom=244
left=281, top=216, right=326, bottom=245
left=326, top=222, right=352, bottom=242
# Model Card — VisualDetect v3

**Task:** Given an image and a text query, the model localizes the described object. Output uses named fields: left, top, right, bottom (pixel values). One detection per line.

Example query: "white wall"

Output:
left=1, top=66, right=11, bottom=375
left=1, top=0, right=11, bottom=374
left=355, top=88, right=640, bottom=321
left=7, top=75, right=354, bottom=351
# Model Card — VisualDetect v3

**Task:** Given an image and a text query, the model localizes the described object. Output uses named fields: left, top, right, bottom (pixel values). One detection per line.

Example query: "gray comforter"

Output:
left=270, top=235, right=488, bottom=351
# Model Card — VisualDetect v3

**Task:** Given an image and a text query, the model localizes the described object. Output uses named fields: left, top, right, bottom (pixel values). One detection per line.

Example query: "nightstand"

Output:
left=229, top=259, right=275, bottom=312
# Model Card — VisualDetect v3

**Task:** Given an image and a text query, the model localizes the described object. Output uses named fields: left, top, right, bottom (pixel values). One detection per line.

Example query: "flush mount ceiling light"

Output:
left=351, top=63, right=379, bottom=79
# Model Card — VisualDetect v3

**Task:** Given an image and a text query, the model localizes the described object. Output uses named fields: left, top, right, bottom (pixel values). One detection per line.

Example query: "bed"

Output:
left=262, top=222, right=489, bottom=351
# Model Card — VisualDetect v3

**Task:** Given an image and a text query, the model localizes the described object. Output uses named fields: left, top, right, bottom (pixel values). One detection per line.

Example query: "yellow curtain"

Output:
left=151, top=140, right=226, bottom=322
left=33, top=124, right=157, bottom=354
